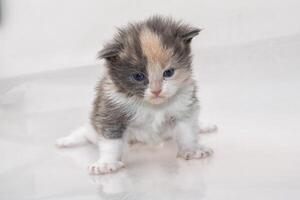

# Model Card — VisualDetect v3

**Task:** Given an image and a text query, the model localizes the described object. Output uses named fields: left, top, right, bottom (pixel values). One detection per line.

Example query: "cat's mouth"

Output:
left=147, top=95, right=168, bottom=105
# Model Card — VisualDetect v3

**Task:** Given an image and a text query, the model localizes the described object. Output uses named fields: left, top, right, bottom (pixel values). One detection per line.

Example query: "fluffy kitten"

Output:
left=56, top=16, right=216, bottom=174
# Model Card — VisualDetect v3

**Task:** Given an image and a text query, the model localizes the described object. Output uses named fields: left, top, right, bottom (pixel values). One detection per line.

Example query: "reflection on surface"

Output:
left=58, top=143, right=208, bottom=200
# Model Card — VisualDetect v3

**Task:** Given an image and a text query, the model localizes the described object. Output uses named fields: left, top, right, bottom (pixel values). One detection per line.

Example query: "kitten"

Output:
left=56, top=16, right=216, bottom=174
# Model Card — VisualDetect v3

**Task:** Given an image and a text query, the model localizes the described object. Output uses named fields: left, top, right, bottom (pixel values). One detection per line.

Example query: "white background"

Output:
left=1, top=0, right=300, bottom=79
left=1, top=1, right=300, bottom=200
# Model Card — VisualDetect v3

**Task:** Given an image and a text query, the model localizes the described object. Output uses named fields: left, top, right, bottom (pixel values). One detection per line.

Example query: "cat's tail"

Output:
left=56, top=123, right=98, bottom=148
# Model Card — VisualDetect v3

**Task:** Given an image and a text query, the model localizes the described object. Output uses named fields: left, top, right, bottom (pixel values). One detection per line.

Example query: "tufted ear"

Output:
left=181, top=28, right=202, bottom=44
left=98, top=43, right=121, bottom=62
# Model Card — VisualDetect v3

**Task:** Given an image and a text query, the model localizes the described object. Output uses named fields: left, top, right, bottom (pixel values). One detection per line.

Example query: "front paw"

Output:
left=177, top=146, right=213, bottom=160
left=88, top=161, right=124, bottom=175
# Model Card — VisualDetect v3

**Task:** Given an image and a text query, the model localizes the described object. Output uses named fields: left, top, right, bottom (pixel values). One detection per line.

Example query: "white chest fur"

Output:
left=126, top=86, right=198, bottom=144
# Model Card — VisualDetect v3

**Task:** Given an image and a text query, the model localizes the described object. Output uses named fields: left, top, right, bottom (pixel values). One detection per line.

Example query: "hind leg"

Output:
left=56, top=126, right=90, bottom=148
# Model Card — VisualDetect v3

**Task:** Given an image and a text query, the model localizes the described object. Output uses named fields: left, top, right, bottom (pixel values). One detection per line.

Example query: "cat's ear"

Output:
left=98, top=43, right=120, bottom=62
left=180, top=27, right=202, bottom=44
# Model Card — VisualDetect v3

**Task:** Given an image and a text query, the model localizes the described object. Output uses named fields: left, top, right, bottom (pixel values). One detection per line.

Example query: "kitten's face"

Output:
left=100, top=17, right=200, bottom=105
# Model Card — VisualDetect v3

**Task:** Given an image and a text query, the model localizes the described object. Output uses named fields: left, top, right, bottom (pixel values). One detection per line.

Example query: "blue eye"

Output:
left=132, top=72, right=145, bottom=81
left=163, top=68, right=175, bottom=78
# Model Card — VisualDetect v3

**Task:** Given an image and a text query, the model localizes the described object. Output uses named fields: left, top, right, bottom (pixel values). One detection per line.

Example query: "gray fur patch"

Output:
left=91, top=78, right=135, bottom=139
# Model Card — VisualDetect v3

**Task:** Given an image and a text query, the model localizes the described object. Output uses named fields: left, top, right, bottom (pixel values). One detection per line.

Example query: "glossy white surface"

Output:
left=1, top=35, right=300, bottom=199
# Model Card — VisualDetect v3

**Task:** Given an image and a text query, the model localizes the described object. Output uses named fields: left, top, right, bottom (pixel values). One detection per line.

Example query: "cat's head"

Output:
left=99, top=16, right=200, bottom=105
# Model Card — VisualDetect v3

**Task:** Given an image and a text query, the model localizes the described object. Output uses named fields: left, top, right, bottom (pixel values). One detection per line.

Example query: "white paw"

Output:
left=88, top=161, right=125, bottom=175
left=199, top=124, right=218, bottom=134
left=56, top=137, right=78, bottom=148
left=177, top=146, right=213, bottom=160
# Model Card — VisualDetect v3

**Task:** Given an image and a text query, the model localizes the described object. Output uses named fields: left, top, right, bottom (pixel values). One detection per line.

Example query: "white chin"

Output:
left=148, top=97, right=167, bottom=105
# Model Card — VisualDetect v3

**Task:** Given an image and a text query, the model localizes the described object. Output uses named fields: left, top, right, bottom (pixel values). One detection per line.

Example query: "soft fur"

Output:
left=56, top=16, right=216, bottom=174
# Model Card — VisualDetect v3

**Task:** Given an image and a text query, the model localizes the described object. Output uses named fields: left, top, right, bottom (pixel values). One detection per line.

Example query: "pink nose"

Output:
left=151, top=89, right=161, bottom=97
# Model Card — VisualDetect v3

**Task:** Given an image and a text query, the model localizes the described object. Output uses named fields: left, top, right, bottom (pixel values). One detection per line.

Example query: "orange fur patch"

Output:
left=139, top=28, right=172, bottom=66
left=140, top=28, right=173, bottom=90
